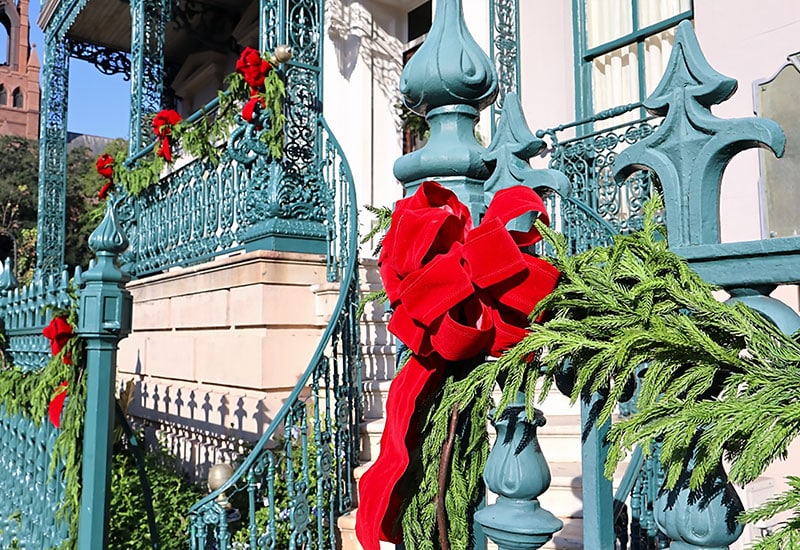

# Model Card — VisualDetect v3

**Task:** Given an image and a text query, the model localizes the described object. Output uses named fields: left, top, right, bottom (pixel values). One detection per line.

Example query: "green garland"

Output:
left=0, top=298, right=86, bottom=547
left=114, top=68, right=286, bottom=197
left=394, top=196, right=800, bottom=548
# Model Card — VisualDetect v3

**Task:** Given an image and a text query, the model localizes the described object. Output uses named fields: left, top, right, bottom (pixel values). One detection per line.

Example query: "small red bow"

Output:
left=152, top=109, right=182, bottom=162
left=356, top=181, right=560, bottom=549
left=43, top=315, right=73, bottom=358
left=96, top=153, right=114, bottom=198
left=48, top=381, right=69, bottom=429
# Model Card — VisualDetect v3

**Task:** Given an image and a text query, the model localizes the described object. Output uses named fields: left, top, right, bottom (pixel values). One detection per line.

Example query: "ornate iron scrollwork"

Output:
left=67, top=40, right=131, bottom=79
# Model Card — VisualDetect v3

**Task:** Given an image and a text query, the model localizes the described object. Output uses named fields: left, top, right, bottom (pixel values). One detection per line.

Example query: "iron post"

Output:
left=76, top=196, right=132, bottom=549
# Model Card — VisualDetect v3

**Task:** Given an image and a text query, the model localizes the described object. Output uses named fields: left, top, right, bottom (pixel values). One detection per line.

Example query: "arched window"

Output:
left=12, top=87, right=22, bottom=108
left=0, top=15, right=9, bottom=66
left=0, top=84, right=6, bottom=105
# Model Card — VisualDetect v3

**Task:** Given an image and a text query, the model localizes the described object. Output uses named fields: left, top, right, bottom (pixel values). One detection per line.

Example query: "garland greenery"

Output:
left=0, top=297, right=86, bottom=547
left=114, top=67, right=286, bottom=197
left=389, top=196, right=800, bottom=548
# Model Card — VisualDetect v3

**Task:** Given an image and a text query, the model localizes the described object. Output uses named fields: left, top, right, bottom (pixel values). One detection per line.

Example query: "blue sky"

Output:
left=30, top=0, right=131, bottom=139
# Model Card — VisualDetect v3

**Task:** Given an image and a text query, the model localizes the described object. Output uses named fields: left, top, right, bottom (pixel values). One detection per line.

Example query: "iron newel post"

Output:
left=76, top=196, right=133, bottom=550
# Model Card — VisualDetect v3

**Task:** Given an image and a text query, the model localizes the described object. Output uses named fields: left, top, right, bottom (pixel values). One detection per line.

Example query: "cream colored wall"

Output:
left=324, top=0, right=408, bottom=257
left=117, top=250, right=332, bottom=478
left=694, top=1, right=800, bottom=245
left=518, top=0, right=576, bottom=167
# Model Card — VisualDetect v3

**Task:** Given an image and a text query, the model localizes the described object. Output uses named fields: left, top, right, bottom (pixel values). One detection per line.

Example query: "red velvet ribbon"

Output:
left=356, top=181, right=560, bottom=549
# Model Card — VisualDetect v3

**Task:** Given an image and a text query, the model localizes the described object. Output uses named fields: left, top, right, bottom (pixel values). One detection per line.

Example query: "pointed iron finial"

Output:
left=483, top=93, right=570, bottom=204
left=613, top=20, right=785, bottom=247
left=85, top=194, right=130, bottom=284
left=394, top=0, right=498, bottom=202
left=88, top=194, right=129, bottom=256
left=0, top=257, right=17, bottom=291
left=399, top=0, right=497, bottom=114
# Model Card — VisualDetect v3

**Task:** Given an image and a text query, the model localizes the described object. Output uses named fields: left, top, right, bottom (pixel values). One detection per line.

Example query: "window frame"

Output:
left=572, top=0, right=694, bottom=120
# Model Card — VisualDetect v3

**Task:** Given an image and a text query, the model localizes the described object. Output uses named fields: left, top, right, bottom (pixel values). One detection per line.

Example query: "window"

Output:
left=574, top=0, right=693, bottom=119
left=11, top=87, right=22, bottom=108
left=407, top=1, right=431, bottom=43
left=0, top=84, right=6, bottom=105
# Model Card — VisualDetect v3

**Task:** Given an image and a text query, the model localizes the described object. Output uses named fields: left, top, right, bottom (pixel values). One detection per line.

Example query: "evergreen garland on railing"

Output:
left=0, top=297, right=86, bottom=546
left=103, top=47, right=288, bottom=197
left=387, top=196, right=800, bottom=548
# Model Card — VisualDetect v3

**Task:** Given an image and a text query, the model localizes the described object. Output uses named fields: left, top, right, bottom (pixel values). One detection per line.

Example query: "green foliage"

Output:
left=0, top=302, right=85, bottom=545
left=116, top=68, right=286, bottom=197
left=15, top=227, right=36, bottom=285
left=0, top=135, right=100, bottom=272
left=401, top=371, right=492, bottom=550
left=109, top=443, right=206, bottom=550
left=740, top=477, right=800, bottom=549
left=0, top=136, right=38, bottom=231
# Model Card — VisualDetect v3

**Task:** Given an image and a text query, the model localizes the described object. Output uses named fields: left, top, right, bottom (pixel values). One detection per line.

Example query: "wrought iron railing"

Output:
left=187, top=116, right=361, bottom=549
left=537, top=104, right=661, bottom=239
left=536, top=110, right=666, bottom=549
left=0, top=266, right=78, bottom=373
left=118, top=95, right=328, bottom=278
left=0, top=264, right=77, bottom=547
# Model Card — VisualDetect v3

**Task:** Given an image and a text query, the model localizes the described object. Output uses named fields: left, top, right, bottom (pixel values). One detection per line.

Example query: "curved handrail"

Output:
left=187, top=115, right=360, bottom=547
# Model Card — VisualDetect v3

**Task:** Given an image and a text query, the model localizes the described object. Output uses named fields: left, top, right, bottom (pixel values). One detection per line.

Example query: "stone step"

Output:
left=337, top=512, right=397, bottom=550
left=542, top=518, right=584, bottom=550
left=537, top=414, right=582, bottom=463
left=362, top=379, right=393, bottom=420
left=538, top=461, right=585, bottom=520
left=359, top=418, right=385, bottom=462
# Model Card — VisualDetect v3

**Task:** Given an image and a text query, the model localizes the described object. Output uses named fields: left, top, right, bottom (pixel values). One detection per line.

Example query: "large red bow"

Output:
left=356, top=181, right=560, bottom=549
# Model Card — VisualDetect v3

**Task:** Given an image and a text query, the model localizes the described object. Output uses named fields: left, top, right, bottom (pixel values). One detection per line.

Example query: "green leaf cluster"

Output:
left=108, top=441, right=206, bottom=550
left=0, top=302, right=86, bottom=546
left=115, top=67, right=287, bottom=197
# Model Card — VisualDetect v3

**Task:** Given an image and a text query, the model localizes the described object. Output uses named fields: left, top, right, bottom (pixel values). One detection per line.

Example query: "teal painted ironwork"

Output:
left=0, top=267, right=77, bottom=548
left=0, top=265, right=76, bottom=373
left=535, top=19, right=799, bottom=550
left=116, top=94, right=329, bottom=278
left=76, top=194, right=133, bottom=549
left=489, top=0, right=520, bottom=132
left=36, top=37, right=70, bottom=277
left=475, top=398, right=563, bottom=549
left=394, top=0, right=498, bottom=214
left=187, top=117, right=362, bottom=549
left=0, top=410, right=69, bottom=547
left=129, top=0, right=168, bottom=156
left=614, top=20, right=784, bottom=251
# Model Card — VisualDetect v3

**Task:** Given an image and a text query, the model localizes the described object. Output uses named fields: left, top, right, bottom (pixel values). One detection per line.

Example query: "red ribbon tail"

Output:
left=48, top=381, right=69, bottom=429
left=356, top=356, right=444, bottom=549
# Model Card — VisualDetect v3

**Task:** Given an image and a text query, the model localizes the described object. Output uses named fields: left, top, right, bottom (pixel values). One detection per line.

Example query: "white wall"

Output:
left=695, top=1, right=800, bottom=245
left=324, top=0, right=408, bottom=257
left=518, top=0, right=576, bottom=164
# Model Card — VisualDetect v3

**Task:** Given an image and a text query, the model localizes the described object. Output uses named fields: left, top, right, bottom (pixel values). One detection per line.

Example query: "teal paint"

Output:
left=393, top=0, right=497, bottom=218
left=581, top=395, right=615, bottom=549
left=614, top=20, right=786, bottom=250
left=36, top=38, right=69, bottom=277
left=187, top=119, right=363, bottom=548
left=76, top=195, right=133, bottom=550
left=475, top=398, right=563, bottom=549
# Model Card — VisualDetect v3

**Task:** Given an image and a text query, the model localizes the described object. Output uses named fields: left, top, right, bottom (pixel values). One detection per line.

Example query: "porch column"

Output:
left=129, top=0, right=167, bottom=155
left=36, top=37, right=70, bottom=276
